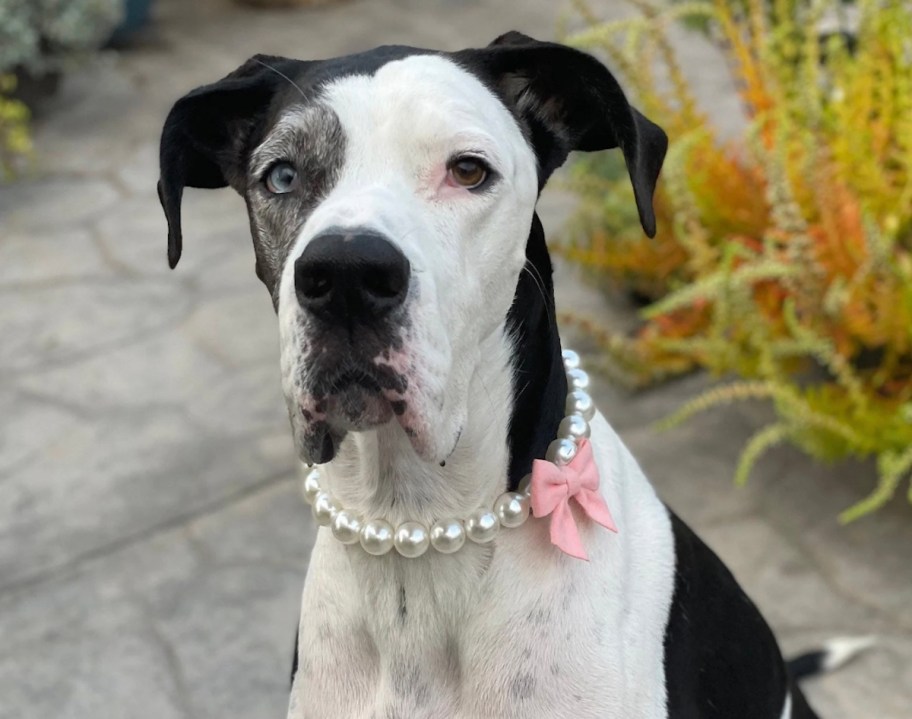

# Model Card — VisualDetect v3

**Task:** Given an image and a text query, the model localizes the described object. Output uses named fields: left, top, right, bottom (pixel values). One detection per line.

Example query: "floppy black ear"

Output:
left=456, top=31, right=667, bottom=237
left=158, top=54, right=307, bottom=268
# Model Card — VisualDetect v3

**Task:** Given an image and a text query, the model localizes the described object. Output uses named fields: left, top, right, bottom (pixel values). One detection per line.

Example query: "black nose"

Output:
left=294, top=230, right=411, bottom=324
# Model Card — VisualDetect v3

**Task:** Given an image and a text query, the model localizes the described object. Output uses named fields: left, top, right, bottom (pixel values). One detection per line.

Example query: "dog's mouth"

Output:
left=289, top=353, right=428, bottom=463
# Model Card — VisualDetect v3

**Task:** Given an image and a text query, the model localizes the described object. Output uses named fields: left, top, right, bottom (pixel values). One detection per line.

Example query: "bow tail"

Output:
left=577, top=490, right=619, bottom=534
left=548, top=501, right=589, bottom=561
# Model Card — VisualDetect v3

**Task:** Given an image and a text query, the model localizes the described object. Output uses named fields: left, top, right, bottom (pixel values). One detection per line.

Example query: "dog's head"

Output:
left=158, top=32, right=666, bottom=468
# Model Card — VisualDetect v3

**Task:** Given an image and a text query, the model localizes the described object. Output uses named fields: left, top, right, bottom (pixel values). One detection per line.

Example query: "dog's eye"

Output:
left=265, top=162, right=298, bottom=194
left=447, top=156, right=489, bottom=189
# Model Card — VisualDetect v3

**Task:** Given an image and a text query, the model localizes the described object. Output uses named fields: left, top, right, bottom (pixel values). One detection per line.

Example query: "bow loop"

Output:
left=530, top=439, right=617, bottom=561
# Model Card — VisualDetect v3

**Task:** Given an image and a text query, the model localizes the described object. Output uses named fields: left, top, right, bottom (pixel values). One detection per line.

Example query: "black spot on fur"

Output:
left=510, top=673, right=536, bottom=701
left=397, top=585, right=407, bottom=624
left=526, top=605, right=551, bottom=627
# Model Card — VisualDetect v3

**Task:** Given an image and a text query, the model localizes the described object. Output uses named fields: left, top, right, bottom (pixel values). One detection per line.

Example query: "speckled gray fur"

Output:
left=246, top=104, right=346, bottom=301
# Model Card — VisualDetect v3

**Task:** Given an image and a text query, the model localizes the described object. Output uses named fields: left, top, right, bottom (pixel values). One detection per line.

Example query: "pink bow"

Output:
left=530, top=439, right=617, bottom=561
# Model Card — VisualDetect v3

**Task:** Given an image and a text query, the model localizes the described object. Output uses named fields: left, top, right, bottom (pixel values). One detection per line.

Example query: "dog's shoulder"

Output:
left=663, top=511, right=789, bottom=717
left=590, top=416, right=790, bottom=717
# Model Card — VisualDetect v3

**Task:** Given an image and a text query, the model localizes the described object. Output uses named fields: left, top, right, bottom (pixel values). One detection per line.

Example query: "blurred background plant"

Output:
left=0, top=75, right=31, bottom=180
left=557, top=0, right=912, bottom=521
left=0, top=0, right=125, bottom=181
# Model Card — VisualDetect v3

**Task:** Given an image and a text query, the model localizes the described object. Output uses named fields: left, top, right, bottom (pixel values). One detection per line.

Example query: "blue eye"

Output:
left=265, top=162, right=298, bottom=194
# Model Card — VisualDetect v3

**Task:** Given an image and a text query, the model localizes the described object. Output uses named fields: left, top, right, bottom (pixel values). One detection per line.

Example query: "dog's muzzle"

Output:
left=287, top=228, right=414, bottom=460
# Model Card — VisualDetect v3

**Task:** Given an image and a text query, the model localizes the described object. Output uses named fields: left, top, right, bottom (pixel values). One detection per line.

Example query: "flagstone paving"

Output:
left=1, top=1, right=909, bottom=717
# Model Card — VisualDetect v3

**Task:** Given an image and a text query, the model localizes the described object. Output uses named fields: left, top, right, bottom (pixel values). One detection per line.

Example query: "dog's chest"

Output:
left=287, top=418, right=676, bottom=719
left=291, top=545, right=635, bottom=719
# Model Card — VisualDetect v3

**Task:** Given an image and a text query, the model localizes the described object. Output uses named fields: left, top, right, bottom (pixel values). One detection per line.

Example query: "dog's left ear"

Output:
left=458, top=31, right=667, bottom=237
left=157, top=55, right=308, bottom=268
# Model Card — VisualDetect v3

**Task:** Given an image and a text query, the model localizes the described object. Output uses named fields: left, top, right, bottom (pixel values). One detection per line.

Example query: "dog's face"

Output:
left=265, top=56, right=541, bottom=466
left=158, top=33, right=666, bottom=466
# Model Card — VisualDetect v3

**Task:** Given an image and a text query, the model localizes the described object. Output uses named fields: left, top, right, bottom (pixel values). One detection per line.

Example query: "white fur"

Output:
left=819, top=636, right=876, bottom=672
left=780, top=693, right=792, bottom=719
left=281, top=55, right=677, bottom=718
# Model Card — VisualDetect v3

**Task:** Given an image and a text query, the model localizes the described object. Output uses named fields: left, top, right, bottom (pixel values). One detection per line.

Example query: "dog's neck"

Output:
left=318, top=213, right=566, bottom=524
left=319, top=332, right=516, bottom=526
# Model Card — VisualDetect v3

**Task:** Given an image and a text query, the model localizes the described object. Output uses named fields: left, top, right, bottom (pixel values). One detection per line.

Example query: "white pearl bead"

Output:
left=545, top=437, right=578, bottom=466
left=393, top=521, right=430, bottom=558
left=359, top=519, right=395, bottom=556
left=517, top=473, right=533, bottom=497
left=302, top=470, right=321, bottom=505
left=566, top=367, right=590, bottom=392
left=311, top=491, right=340, bottom=526
left=562, top=349, right=581, bottom=370
left=558, top=414, right=591, bottom=442
left=566, top=389, right=596, bottom=421
left=466, top=509, right=499, bottom=544
left=493, top=492, right=530, bottom=528
left=331, top=509, right=363, bottom=545
left=430, top=519, right=466, bottom=554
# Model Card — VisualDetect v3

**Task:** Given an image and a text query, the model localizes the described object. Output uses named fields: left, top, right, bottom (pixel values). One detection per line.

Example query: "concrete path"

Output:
left=1, top=1, right=909, bottom=717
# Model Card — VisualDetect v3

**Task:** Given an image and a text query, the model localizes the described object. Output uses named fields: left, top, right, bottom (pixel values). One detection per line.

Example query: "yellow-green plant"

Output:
left=0, top=75, right=31, bottom=181
left=0, top=1, right=123, bottom=181
left=557, top=0, right=912, bottom=521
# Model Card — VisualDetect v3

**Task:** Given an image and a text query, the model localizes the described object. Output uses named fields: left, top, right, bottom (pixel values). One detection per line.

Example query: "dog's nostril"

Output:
left=363, top=268, right=404, bottom=299
left=299, top=271, right=332, bottom=300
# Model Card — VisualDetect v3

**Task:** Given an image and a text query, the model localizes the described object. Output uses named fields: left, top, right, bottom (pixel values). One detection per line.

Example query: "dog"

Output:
left=158, top=32, right=867, bottom=718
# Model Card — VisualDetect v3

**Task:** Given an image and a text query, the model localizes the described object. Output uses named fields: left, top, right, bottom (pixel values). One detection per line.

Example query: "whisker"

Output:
left=476, top=372, right=507, bottom=438
left=252, top=57, right=308, bottom=100
left=395, top=225, right=428, bottom=273
left=521, top=260, right=559, bottom=335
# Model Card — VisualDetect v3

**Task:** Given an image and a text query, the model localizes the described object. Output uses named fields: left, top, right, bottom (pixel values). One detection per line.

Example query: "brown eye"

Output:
left=447, top=157, right=489, bottom=189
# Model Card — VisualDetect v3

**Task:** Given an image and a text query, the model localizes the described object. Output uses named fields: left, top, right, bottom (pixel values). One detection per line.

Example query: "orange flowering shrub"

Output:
left=557, top=0, right=912, bottom=520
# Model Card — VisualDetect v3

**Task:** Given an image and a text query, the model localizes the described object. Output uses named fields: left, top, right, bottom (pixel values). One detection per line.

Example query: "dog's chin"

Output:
left=327, top=387, right=395, bottom=431
left=290, top=385, right=452, bottom=465
left=290, top=387, right=389, bottom=463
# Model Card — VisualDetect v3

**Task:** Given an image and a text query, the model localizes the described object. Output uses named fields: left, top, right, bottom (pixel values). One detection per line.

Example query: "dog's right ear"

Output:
left=459, top=32, right=667, bottom=238
left=158, top=55, right=307, bottom=268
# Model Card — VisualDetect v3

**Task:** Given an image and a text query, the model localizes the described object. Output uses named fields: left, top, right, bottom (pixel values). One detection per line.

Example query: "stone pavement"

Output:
left=0, top=0, right=909, bottom=717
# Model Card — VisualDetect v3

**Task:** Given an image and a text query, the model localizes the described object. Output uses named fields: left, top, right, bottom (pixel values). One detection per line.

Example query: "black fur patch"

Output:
left=662, top=513, right=816, bottom=718
left=503, top=214, right=566, bottom=490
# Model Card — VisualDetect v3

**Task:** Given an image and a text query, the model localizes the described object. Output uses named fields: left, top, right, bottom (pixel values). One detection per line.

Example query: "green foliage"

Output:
left=558, top=0, right=912, bottom=520
left=0, top=0, right=122, bottom=181
left=0, top=75, right=31, bottom=181
left=0, top=0, right=123, bottom=75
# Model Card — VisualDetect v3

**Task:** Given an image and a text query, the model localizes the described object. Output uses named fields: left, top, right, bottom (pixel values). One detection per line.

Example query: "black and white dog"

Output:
left=158, top=32, right=864, bottom=719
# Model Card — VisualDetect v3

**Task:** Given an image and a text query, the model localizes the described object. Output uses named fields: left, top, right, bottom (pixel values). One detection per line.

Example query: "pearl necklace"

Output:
left=301, top=349, right=595, bottom=558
